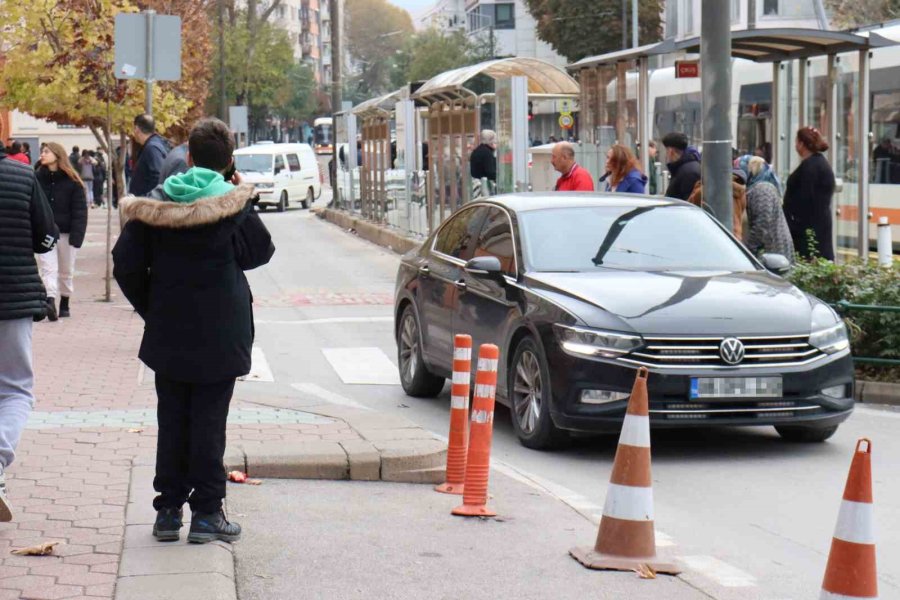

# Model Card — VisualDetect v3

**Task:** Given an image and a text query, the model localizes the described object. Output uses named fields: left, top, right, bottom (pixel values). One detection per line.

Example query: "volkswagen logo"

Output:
left=719, top=337, right=745, bottom=365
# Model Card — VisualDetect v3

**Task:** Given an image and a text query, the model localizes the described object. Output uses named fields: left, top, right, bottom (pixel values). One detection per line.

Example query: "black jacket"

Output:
left=0, top=149, right=60, bottom=321
left=469, top=144, right=497, bottom=182
left=36, top=167, right=88, bottom=248
left=112, top=184, right=275, bottom=384
left=664, top=147, right=702, bottom=201
left=783, top=152, right=835, bottom=261
left=128, top=134, right=169, bottom=197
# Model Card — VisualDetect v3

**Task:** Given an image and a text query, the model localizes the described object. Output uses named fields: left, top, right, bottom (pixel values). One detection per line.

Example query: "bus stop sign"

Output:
left=559, top=114, right=575, bottom=130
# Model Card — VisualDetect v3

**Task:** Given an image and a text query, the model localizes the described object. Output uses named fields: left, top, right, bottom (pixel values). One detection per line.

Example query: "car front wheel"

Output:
left=397, top=306, right=444, bottom=398
left=775, top=425, right=838, bottom=443
left=509, top=336, right=567, bottom=450
left=302, top=187, right=313, bottom=209
left=277, top=191, right=288, bottom=212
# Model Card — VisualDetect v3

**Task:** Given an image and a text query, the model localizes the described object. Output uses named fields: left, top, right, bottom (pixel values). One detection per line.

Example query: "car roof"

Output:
left=478, top=193, right=684, bottom=213
left=234, top=143, right=313, bottom=155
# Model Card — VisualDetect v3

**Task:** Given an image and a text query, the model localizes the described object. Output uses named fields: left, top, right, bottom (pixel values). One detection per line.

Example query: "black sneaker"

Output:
left=46, top=298, right=58, bottom=322
left=59, top=296, right=70, bottom=318
left=152, top=507, right=183, bottom=541
left=0, top=468, right=12, bottom=522
left=187, top=510, right=241, bottom=544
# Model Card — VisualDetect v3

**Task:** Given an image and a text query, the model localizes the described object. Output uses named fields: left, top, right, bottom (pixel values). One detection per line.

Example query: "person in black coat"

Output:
left=783, top=127, right=836, bottom=260
left=36, top=142, right=88, bottom=320
left=469, top=129, right=497, bottom=183
left=113, top=118, right=274, bottom=545
left=662, top=132, right=702, bottom=201
left=0, top=140, right=59, bottom=522
left=128, top=113, right=170, bottom=197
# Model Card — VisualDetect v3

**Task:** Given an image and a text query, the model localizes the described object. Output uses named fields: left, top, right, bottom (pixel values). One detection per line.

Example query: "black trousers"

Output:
left=153, top=375, right=235, bottom=514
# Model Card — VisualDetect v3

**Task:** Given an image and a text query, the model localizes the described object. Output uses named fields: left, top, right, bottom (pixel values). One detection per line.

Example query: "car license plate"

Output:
left=690, top=377, right=782, bottom=399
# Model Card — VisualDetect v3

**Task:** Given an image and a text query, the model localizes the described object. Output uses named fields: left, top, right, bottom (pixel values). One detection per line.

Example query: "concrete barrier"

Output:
left=318, top=208, right=422, bottom=255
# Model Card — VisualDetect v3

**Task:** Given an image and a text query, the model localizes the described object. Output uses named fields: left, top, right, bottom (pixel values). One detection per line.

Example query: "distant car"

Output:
left=393, top=194, right=854, bottom=449
left=234, top=143, right=321, bottom=211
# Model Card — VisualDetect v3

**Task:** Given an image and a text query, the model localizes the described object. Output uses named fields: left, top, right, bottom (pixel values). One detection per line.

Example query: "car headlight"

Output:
left=554, top=324, right=643, bottom=358
left=809, top=304, right=849, bottom=354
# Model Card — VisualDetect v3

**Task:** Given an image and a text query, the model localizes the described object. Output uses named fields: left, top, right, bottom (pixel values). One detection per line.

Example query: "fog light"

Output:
left=822, top=384, right=848, bottom=399
left=581, top=389, right=630, bottom=405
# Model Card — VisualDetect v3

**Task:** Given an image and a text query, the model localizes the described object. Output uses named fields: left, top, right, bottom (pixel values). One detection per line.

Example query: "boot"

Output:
left=152, top=507, right=183, bottom=541
left=59, top=296, right=71, bottom=318
left=46, top=298, right=58, bottom=322
left=187, top=510, right=241, bottom=544
left=0, top=467, right=12, bottom=522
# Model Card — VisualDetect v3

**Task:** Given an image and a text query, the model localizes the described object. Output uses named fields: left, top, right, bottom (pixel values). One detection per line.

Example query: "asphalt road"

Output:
left=241, top=202, right=899, bottom=600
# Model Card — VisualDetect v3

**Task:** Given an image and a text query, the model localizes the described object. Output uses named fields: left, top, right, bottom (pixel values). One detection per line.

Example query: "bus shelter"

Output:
left=572, top=28, right=896, bottom=258
left=352, top=89, right=404, bottom=222
left=413, top=57, right=579, bottom=228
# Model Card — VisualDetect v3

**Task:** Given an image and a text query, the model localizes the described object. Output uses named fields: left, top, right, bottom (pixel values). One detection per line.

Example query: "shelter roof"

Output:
left=352, top=88, right=405, bottom=118
left=414, top=57, right=579, bottom=101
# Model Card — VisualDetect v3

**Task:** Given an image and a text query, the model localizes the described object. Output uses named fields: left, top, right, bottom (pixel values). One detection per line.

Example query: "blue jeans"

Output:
left=0, top=318, right=34, bottom=470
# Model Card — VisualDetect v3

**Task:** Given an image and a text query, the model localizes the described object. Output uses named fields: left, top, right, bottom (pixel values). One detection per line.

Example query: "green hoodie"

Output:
left=162, top=167, right=235, bottom=204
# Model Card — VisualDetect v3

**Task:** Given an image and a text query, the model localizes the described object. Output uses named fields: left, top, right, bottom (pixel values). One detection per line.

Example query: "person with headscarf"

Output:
left=737, top=154, right=794, bottom=262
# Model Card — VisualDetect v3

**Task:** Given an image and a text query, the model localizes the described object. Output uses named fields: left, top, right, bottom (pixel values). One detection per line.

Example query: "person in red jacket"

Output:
left=552, top=142, right=594, bottom=191
left=5, top=140, right=30, bottom=165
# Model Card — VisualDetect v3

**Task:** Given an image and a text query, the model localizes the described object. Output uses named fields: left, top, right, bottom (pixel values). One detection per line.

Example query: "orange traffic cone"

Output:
left=436, top=334, right=472, bottom=495
left=820, top=438, right=877, bottom=600
left=570, top=367, right=679, bottom=574
left=452, top=344, right=499, bottom=517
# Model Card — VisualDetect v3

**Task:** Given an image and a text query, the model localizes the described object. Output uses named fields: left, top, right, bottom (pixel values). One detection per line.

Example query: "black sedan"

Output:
left=393, top=194, right=854, bottom=449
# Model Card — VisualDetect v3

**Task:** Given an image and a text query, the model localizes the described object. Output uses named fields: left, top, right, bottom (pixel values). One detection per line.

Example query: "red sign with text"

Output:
left=675, top=60, right=700, bottom=78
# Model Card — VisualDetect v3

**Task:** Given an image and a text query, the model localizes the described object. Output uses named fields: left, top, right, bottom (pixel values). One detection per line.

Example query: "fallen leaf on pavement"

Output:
left=633, top=564, right=657, bottom=579
left=227, top=470, right=248, bottom=483
left=11, top=541, right=61, bottom=556
left=246, top=479, right=263, bottom=485
left=127, top=428, right=143, bottom=433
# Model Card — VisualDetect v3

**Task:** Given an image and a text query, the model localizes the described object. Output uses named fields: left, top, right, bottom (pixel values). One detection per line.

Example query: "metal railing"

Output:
left=834, top=300, right=900, bottom=366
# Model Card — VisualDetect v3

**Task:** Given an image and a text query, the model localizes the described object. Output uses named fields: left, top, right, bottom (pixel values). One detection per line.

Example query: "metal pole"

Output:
left=826, top=54, right=839, bottom=255
left=331, top=0, right=342, bottom=115
left=700, top=0, right=732, bottom=230
left=747, top=0, right=757, bottom=29
left=218, top=0, right=226, bottom=120
left=144, top=9, right=155, bottom=115
left=798, top=59, right=808, bottom=128
left=771, top=62, right=781, bottom=176
left=621, top=0, right=627, bottom=50
left=631, top=0, right=638, bottom=48
left=857, top=49, right=871, bottom=259
left=638, top=57, right=650, bottom=179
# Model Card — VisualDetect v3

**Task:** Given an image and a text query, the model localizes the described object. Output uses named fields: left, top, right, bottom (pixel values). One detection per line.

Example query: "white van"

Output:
left=233, top=143, right=322, bottom=211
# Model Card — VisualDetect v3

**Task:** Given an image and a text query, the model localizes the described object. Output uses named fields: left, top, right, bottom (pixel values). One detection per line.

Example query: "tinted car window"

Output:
left=519, top=205, right=756, bottom=272
left=287, top=154, right=302, bottom=172
left=234, top=154, right=272, bottom=174
left=433, top=206, right=489, bottom=262
left=475, top=208, right=516, bottom=275
left=274, top=155, right=285, bottom=174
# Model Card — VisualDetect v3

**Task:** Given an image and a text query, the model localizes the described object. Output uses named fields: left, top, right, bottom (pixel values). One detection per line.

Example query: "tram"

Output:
left=313, top=117, right=334, bottom=155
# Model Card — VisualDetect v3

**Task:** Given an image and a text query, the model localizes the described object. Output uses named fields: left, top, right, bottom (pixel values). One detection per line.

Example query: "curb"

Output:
left=317, top=207, right=422, bottom=255
left=855, top=379, right=900, bottom=406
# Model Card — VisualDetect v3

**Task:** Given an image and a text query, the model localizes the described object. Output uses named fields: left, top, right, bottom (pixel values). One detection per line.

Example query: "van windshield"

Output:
left=234, top=154, right=272, bottom=174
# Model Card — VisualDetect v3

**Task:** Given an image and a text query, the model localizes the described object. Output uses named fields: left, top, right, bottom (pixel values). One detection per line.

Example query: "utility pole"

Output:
left=621, top=0, right=627, bottom=50
left=219, top=0, right=226, bottom=121
left=144, top=9, right=155, bottom=115
left=632, top=0, right=638, bottom=48
left=700, top=0, right=732, bottom=230
left=331, top=0, right=342, bottom=116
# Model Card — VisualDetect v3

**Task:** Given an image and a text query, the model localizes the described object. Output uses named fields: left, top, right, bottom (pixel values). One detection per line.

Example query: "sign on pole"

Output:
left=114, top=12, right=182, bottom=115
left=559, top=114, right=575, bottom=130
left=675, top=60, right=700, bottom=79
left=229, top=106, right=249, bottom=147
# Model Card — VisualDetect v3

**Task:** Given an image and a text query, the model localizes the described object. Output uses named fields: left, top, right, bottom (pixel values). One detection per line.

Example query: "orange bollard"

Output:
left=820, top=438, right=877, bottom=600
left=435, top=334, right=472, bottom=495
left=570, top=367, right=679, bottom=574
left=452, top=344, right=499, bottom=517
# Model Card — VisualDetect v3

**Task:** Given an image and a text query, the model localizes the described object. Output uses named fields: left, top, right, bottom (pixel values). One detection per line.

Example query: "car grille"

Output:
left=650, top=399, right=824, bottom=421
left=623, top=334, right=825, bottom=369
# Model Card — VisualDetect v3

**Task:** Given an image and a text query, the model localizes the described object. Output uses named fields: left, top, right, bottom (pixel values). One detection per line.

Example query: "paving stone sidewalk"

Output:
left=0, top=214, right=365, bottom=600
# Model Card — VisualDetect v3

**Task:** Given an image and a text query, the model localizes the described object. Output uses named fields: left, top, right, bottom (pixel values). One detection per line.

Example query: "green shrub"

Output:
left=788, top=258, right=900, bottom=381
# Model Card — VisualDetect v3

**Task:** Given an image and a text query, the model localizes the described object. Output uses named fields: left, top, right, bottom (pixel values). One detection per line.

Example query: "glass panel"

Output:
left=475, top=208, right=515, bottom=275
left=434, top=206, right=489, bottom=262
left=496, top=78, right=514, bottom=194
left=833, top=53, right=859, bottom=260
left=287, top=154, right=301, bottom=171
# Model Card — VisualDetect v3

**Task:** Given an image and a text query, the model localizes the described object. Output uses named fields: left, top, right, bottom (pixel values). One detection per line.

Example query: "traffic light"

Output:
left=528, top=100, right=534, bottom=121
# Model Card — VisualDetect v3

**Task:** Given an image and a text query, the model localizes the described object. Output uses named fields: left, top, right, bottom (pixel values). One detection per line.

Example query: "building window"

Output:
left=763, top=0, right=778, bottom=15
left=494, top=3, right=514, bottom=29
left=467, top=3, right=515, bottom=32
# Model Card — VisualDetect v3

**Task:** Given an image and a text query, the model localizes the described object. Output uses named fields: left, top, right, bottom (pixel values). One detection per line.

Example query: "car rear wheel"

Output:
left=397, top=306, right=444, bottom=398
left=277, top=191, right=288, bottom=212
left=775, top=425, right=838, bottom=443
left=302, top=187, right=313, bottom=209
left=509, top=337, right=567, bottom=450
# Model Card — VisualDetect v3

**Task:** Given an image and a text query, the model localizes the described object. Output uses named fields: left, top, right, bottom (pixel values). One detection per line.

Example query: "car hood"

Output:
left=526, top=269, right=815, bottom=336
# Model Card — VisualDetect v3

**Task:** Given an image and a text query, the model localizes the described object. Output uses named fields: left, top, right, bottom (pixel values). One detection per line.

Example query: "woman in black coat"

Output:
left=783, top=127, right=835, bottom=260
left=36, top=142, right=88, bottom=320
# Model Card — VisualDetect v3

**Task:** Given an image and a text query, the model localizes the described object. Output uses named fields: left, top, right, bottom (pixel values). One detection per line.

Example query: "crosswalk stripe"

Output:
left=290, top=382, right=371, bottom=410
left=322, top=347, right=401, bottom=385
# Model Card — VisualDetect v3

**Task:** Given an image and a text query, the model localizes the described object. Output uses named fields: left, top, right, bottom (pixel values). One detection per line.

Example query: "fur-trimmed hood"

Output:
left=119, top=184, right=256, bottom=228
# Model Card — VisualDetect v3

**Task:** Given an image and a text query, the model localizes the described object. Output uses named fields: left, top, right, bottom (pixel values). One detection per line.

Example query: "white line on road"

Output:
left=239, top=346, right=275, bottom=383
left=256, top=316, right=394, bottom=325
left=290, top=382, right=372, bottom=410
left=677, top=555, right=757, bottom=587
left=322, top=347, right=401, bottom=385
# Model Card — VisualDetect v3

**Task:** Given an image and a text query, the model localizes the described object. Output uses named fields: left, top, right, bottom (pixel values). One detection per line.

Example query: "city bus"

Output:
left=313, top=117, right=334, bottom=155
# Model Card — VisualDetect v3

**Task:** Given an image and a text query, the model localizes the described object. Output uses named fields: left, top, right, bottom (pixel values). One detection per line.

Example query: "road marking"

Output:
left=290, top=382, right=371, bottom=410
left=239, top=346, right=275, bottom=383
left=322, top=347, right=401, bottom=385
left=256, top=316, right=394, bottom=325
left=678, top=555, right=757, bottom=587
left=854, top=406, right=900, bottom=419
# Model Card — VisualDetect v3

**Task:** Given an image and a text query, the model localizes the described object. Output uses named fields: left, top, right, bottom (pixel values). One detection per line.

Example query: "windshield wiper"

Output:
left=591, top=206, right=656, bottom=266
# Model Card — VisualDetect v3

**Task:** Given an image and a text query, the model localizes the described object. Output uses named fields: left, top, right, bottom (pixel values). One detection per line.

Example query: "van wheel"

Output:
left=302, top=188, right=313, bottom=209
left=277, top=191, right=288, bottom=212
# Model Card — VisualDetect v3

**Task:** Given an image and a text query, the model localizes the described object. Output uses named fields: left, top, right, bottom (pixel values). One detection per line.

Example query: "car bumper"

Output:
left=546, top=348, right=855, bottom=433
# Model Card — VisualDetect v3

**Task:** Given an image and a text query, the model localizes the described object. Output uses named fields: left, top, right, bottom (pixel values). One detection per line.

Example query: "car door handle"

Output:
left=418, top=265, right=430, bottom=277
left=454, top=279, right=467, bottom=292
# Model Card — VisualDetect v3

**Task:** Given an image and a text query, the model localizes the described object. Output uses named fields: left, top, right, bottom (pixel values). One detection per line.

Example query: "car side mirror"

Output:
left=465, top=256, right=504, bottom=280
left=761, top=253, right=791, bottom=275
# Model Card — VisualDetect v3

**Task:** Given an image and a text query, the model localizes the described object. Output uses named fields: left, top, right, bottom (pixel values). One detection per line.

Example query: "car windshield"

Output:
left=519, top=204, right=757, bottom=272
left=234, top=154, right=272, bottom=174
